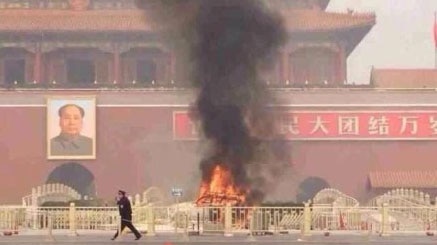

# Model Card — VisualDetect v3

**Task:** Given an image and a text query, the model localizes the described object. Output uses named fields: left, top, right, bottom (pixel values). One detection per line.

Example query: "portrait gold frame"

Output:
left=46, top=96, right=96, bottom=160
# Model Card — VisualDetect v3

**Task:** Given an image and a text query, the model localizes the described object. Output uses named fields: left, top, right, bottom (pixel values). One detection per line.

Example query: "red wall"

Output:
left=2, top=105, right=437, bottom=204
left=0, top=107, right=200, bottom=204
left=290, top=141, right=437, bottom=202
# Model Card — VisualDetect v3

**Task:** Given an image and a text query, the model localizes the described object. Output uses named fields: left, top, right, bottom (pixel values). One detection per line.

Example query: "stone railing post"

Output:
left=60, top=184, right=65, bottom=195
left=42, top=184, right=47, bottom=196
left=301, top=202, right=311, bottom=237
left=142, top=192, right=147, bottom=204
left=425, top=194, right=430, bottom=205
left=30, top=188, right=37, bottom=206
left=380, top=203, right=390, bottom=236
left=146, top=206, right=156, bottom=236
left=331, top=202, right=337, bottom=230
left=69, top=203, right=78, bottom=236
left=37, top=186, right=42, bottom=199
left=11, top=209, right=16, bottom=232
left=116, top=216, right=122, bottom=240
left=408, top=189, right=414, bottom=199
left=246, top=208, right=256, bottom=242
left=45, top=213, right=55, bottom=242
left=135, top=194, right=141, bottom=207
left=224, top=204, right=233, bottom=237
left=31, top=188, right=38, bottom=229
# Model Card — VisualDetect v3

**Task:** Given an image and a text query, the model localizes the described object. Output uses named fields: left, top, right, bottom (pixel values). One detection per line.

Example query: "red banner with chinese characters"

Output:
left=173, top=111, right=437, bottom=140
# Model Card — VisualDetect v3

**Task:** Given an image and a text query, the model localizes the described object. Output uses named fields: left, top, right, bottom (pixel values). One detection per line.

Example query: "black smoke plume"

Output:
left=137, top=0, right=291, bottom=204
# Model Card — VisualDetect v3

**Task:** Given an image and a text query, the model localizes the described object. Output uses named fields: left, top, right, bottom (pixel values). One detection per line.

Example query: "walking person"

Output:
left=111, top=190, right=142, bottom=240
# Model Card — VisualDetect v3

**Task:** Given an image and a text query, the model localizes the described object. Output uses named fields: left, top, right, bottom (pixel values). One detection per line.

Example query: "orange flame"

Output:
left=196, top=165, right=246, bottom=206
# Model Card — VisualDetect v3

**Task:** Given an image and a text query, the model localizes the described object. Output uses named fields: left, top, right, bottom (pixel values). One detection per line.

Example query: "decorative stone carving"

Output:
left=69, top=0, right=90, bottom=11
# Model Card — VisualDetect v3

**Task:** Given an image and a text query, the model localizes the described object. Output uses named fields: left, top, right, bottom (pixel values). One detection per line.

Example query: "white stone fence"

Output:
left=1, top=203, right=437, bottom=237
left=313, top=188, right=359, bottom=207
left=21, top=184, right=166, bottom=208
left=5, top=187, right=437, bottom=238
left=21, top=183, right=82, bottom=207
left=369, top=189, right=435, bottom=207
left=128, top=186, right=165, bottom=207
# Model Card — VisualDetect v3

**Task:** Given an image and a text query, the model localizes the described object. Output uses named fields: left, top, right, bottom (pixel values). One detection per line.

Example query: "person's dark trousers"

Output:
left=112, top=219, right=141, bottom=240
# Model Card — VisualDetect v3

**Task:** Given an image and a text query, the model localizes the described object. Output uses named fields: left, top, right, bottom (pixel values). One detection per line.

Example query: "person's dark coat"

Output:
left=117, top=196, right=132, bottom=220
left=112, top=194, right=141, bottom=240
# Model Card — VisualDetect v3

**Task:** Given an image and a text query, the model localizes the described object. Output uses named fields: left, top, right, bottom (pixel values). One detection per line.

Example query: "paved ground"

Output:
left=1, top=231, right=437, bottom=244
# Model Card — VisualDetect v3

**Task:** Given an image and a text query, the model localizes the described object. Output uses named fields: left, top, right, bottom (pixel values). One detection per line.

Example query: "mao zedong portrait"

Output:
left=50, top=104, right=93, bottom=156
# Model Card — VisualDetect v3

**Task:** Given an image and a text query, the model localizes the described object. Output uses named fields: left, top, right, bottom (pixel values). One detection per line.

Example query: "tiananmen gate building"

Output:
left=1, top=0, right=436, bottom=205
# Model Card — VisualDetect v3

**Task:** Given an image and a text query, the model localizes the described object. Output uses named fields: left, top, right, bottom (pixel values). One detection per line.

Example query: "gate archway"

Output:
left=46, top=162, right=96, bottom=198
left=296, top=176, right=330, bottom=203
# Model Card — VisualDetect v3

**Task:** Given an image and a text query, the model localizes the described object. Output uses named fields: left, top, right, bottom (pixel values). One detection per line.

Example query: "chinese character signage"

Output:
left=173, top=111, right=437, bottom=140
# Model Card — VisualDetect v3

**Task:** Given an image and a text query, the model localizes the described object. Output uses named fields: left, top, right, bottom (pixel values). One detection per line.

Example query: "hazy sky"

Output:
left=327, top=0, right=437, bottom=83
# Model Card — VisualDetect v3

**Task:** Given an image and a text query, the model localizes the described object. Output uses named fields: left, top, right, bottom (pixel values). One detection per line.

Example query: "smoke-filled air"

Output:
left=137, top=0, right=292, bottom=205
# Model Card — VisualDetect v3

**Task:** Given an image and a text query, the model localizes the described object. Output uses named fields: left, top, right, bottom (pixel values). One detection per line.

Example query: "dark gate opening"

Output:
left=46, top=162, right=96, bottom=198
left=296, top=176, right=330, bottom=203
left=4, top=59, right=25, bottom=84
left=137, top=59, right=157, bottom=83
left=67, top=59, right=95, bottom=84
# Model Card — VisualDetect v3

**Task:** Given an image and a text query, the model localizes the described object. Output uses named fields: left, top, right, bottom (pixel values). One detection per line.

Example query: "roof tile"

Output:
left=369, top=171, right=437, bottom=188
left=0, top=9, right=152, bottom=32
left=0, top=8, right=375, bottom=33
left=372, top=68, right=437, bottom=88
left=283, top=9, right=375, bottom=32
